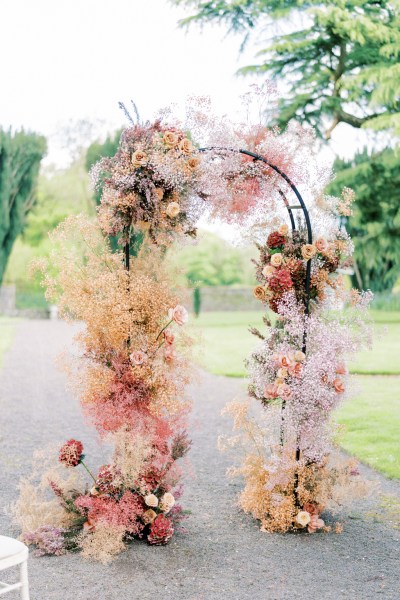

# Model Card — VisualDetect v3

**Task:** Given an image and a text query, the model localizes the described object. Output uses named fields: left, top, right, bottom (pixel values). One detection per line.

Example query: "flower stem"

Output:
left=80, top=461, right=97, bottom=484
left=156, top=319, right=173, bottom=341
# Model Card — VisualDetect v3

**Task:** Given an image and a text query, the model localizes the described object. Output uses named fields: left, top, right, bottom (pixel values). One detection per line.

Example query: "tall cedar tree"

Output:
left=328, top=148, right=400, bottom=292
left=173, top=0, right=400, bottom=138
left=0, top=130, right=46, bottom=285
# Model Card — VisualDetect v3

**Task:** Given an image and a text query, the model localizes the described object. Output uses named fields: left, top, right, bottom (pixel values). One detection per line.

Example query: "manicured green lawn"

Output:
left=0, top=317, right=18, bottom=368
left=336, top=376, right=400, bottom=479
left=190, top=310, right=400, bottom=377
left=190, top=309, right=400, bottom=478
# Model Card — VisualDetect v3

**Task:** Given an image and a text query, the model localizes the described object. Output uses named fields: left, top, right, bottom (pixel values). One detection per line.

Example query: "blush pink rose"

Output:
left=264, top=383, right=279, bottom=400
left=130, top=350, right=147, bottom=365
left=276, top=383, right=292, bottom=400
left=168, top=305, right=189, bottom=326
left=307, top=515, right=325, bottom=533
left=315, top=238, right=328, bottom=253
left=163, top=329, right=175, bottom=345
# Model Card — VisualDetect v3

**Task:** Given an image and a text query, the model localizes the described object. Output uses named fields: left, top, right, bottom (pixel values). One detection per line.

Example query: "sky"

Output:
left=1, top=0, right=374, bottom=169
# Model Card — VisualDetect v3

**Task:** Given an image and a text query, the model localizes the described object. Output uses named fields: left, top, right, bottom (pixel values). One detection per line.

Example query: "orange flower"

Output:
left=253, top=286, right=266, bottom=301
left=301, top=244, right=317, bottom=260
left=131, top=150, right=148, bottom=168
left=163, top=131, right=179, bottom=148
left=336, top=363, right=346, bottom=375
left=178, top=138, right=193, bottom=155
left=333, top=378, right=345, bottom=393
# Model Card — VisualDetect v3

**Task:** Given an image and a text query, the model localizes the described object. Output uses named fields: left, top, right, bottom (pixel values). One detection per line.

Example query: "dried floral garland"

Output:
left=14, top=95, right=373, bottom=559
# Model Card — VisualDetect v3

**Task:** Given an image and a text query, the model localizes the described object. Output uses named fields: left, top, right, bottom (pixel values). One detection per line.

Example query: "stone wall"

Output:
left=191, top=286, right=262, bottom=312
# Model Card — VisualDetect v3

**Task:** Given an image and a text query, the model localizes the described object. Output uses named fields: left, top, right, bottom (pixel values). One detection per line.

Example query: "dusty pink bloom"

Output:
left=164, top=345, right=176, bottom=363
left=336, top=363, right=347, bottom=375
left=59, top=439, right=83, bottom=467
left=308, top=515, right=325, bottom=533
left=163, top=329, right=175, bottom=345
left=276, top=383, right=292, bottom=400
left=315, top=238, right=328, bottom=253
left=168, top=305, right=188, bottom=325
left=130, top=350, right=148, bottom=365
left=264, top=383, right=279, bottom=400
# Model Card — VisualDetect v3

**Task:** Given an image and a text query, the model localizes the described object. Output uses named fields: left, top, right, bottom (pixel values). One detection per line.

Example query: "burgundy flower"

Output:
left=96, top=465, right=120, bottom=495
left=147, top=514, right=174, bottom=545
left=267, top=231, right=286, bottom=249
left=269, top=268, right=293, bottom=292
left=59, top=439, right=84, bottom=467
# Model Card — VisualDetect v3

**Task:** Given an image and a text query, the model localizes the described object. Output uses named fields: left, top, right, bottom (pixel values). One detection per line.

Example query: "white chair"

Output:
left=0, top=536, right=29, bottom=599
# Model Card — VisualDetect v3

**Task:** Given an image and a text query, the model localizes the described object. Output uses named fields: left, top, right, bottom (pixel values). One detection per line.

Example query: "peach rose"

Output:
left=278, top=224, right=289, bottom=236
left=187, top=156, right=200, bottom=170
left=264, top=383, right=279, bottom=399
left=315, top=237, right=328, bottom=253
left=130, top=350, right=147, bottom=365
left=179, top=138, right=193, bottom=154
left=295, top=511, right=311, bottom=527
left=336, top=363, right=346, bottom=375
left=163, top=329, right=175, bottom=345
left=270, top=253, right=283, bottom=267
left=262, top=264, right=276, bottom=279
left=168, top=304, right=189, bottom=325
left=253, top=285, right=266, bottom=301
left=277, top=367, right=288, bottom=379
left=166, top=201, right=181, bottom=218
left=131, top=150, right=148, bottom=168
left=294, top=350, right=306, bottom=363
left=301, top=244, right=317, bottom=260
left=154, top=187, right=164, bottom=201
left=145, top=494, right=159, bottom=508
left=163, top=131, right=179, bottom=148
left=333, top=378, right=345, bottom=393
left=142, top=509, right=157, bottom=525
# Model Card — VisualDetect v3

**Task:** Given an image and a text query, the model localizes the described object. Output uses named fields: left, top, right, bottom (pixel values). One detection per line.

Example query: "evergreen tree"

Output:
left=0, top=129, right=46, bottom=285
left=328, top=148, right=400, bottom=292
left=174, top=0, right=400, bottom=138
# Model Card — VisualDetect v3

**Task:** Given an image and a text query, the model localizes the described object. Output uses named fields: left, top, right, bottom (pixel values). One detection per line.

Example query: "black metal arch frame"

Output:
left=199, top=147, right=314, bottom=483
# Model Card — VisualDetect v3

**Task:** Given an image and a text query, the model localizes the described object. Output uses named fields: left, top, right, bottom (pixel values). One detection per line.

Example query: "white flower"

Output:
left=144, top=494, right=159, bottom=508
left=295, top=510, right=311, bottom=527
left=165, top=202, right=181, bottom=218
left=160, top=492, right=175, bottom=513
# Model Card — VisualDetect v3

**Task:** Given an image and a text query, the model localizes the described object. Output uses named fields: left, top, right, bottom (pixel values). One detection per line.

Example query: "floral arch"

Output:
left=16, top=103, right=372, bottom=560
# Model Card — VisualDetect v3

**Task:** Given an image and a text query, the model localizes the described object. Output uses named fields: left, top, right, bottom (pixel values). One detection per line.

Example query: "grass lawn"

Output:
left=335, top=375, right=400, bottom=479
left=190, top=310, right=400, bottom=377
left=190, top=309, right=400, bottom=478
left=0, top=317, right=18, bottom=368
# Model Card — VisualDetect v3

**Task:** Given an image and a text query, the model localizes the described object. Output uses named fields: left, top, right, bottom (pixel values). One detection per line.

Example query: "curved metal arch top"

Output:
left=199, top=146, right=313, bottom=317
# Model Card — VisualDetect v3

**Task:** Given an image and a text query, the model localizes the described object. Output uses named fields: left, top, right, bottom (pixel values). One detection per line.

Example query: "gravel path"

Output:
left=0, top=320, right=399, bottom=600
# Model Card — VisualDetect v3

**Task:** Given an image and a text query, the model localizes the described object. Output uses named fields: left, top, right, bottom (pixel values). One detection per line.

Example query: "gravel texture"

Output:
left=0, top=319, right=399, bottom=600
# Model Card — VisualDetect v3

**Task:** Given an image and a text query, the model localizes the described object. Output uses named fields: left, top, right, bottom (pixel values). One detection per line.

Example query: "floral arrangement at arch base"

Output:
left=220, top=210, right=374, bottom=533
